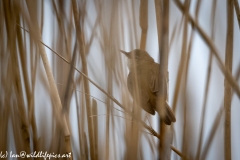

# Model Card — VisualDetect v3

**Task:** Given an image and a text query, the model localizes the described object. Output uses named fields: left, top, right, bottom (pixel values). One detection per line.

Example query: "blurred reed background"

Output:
left=1, top=0, right=240, bottom=160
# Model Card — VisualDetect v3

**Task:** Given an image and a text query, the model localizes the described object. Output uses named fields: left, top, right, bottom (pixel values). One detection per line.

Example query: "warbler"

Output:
left=120, top=49, right=176, bottom=125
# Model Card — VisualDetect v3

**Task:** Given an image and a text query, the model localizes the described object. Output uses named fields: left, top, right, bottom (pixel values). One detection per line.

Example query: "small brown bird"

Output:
left=120, top=49, right=176, bottom=125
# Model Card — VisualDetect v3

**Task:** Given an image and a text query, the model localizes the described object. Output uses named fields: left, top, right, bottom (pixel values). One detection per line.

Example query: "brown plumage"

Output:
left=120, top=49, right=176, bottom=125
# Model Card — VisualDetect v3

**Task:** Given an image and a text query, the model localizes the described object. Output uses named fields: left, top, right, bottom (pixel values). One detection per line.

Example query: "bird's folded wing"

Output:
left=127, top=72, right=134, bottom=95
left=148, top=63, right=163, bottom=93
left=140, top=92, right=155, bottom=115
left=127, top=72, right=155, bottom=115
left=148, top=63, right=167, bottom=94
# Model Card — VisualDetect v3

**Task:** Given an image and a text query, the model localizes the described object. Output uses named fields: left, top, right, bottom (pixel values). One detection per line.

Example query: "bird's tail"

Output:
left=162, top=102, right=176, bottom=125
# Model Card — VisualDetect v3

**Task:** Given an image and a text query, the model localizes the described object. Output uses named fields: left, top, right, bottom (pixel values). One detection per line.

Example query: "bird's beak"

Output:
left=120, top=50, right=130, bottom=58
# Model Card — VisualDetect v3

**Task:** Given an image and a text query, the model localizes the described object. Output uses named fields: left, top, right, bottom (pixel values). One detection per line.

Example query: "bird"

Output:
left=120, top=49, right=176, bottom=125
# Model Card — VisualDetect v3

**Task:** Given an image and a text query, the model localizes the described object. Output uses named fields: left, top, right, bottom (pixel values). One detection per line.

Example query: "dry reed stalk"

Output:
left=40, top=0, right=44, bottom=34
left=161, top=1, right=170, bottom=160
left=154, top=0, right=162, bottom=50
left=130, top=1, right=139, bottom=47
left=224, top=0, right=234, bottom=159
left=154, top=0, right=172, bottom=159
left=75, top=90, right=82, bottom=159
left=16, top=15, right=31, bottom=124
left=0, top=44, right=9, bottom=154
left=0, top=1, right=8, bottom=152
left=0, top=109, right=8, bottom=154
left=140, top=0, right=148, bottom=50
left=92, top=99, right=98, bottom=160
left=183, top=26, right=195, bottom=160
left=29, top=37, right=39, bottom=155
left=84, top=132, right=89, bottom=160
left=1, top=6, right=11, bottom=154
left=80, top=80, right=88, bottom=160
left=105, top=48, right=112, bottom=160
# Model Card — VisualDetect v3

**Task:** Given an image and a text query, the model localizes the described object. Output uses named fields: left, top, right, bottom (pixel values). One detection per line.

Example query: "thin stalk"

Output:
left=182, top=16, right=194, bottom=160
left=130, top=0, right=139, bottom=48
left=139, top=0, right=148, bottom=50
left=75, top=90, right=84, bottom=159
left=84, top=132, right=89, bottom=160
left=29, top=34, right=39, bottom=155
left=158, top=0, right=170, bottom=159
left=92, top=99, right=98, bottom=160
left=224, top=0, right=234, bottom=159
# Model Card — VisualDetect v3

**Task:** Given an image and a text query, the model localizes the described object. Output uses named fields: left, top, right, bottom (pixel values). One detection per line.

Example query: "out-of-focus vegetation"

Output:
left=1, top=0, right=240, bottom=160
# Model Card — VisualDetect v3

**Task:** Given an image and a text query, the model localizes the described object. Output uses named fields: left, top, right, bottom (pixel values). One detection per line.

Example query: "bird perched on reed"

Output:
left=120, top=49, right=176, bottom=125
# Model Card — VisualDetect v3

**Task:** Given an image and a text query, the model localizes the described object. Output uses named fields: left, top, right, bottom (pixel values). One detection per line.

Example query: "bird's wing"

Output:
left=140, top=91, right=155, bottom=115
left=148, top=63, right=166, bottom=94
left=127, top=72, right=155, bottom=115
left=127, top=72, right=134, bottom=95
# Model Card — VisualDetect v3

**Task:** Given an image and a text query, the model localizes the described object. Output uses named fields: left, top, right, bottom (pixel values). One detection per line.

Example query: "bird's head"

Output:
left=120, top=49, right=154, bottom=71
